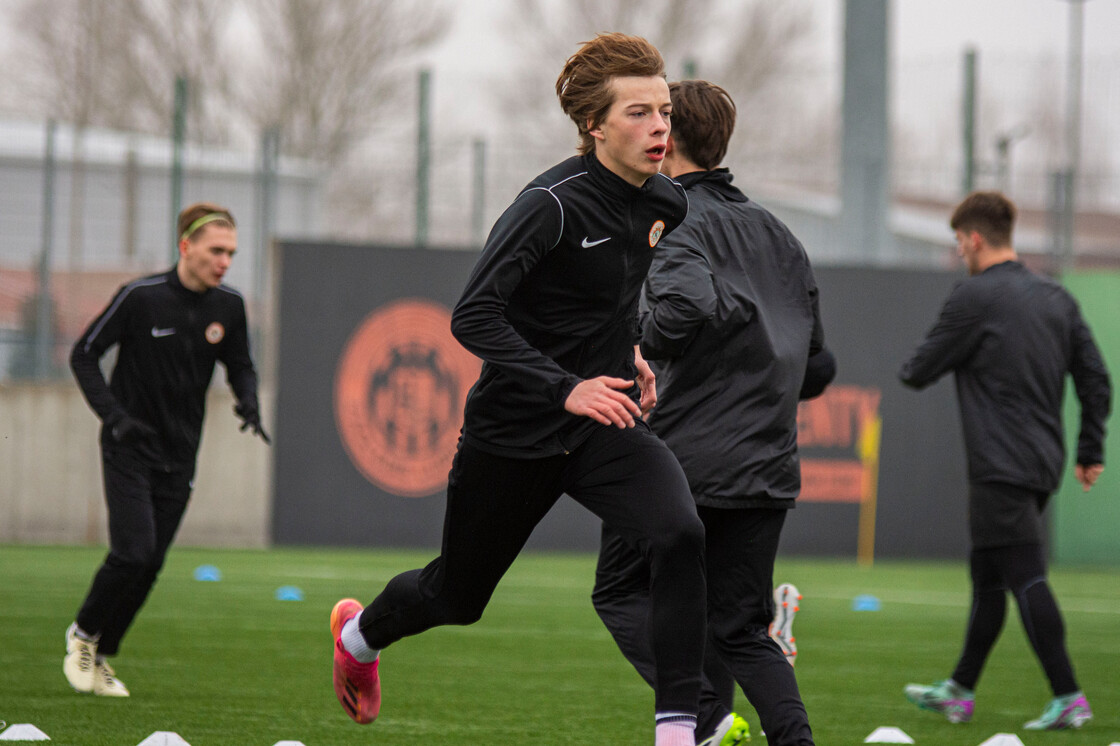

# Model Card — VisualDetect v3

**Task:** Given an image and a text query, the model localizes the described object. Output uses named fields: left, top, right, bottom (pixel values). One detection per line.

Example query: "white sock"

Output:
left=340, top=616, right=380, bottom=663
left=70, top=622, right=97, bottom=642
left=655, top=717, right=696, bottom=746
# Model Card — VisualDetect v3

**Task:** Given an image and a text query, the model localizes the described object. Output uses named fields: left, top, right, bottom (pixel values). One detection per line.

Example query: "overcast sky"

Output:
left=421, top=0, right=1120, bottom=132
left=428, top=0, right=1120, bottom=72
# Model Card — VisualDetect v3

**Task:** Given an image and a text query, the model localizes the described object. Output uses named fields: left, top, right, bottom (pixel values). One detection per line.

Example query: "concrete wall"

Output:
left=0, top=384, right=271, bottom=547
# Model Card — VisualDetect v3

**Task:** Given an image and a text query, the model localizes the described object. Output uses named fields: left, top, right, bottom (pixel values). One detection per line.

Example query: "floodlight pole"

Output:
left=1060, top=0, right=1085, bottom=273
left=35, top=120, right=57, bottom=378
left=171, top=75, right=188, bottom=258
left=471, top=137, right=486, bottom=248
left=961, top=47, right=977, bottom=195
left=416, top=68, right=432, bottom=248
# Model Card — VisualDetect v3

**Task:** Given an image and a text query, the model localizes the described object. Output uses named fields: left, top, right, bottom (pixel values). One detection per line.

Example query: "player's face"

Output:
left=589, top=75, right=672, bottom=187
left=955, top=229, right=981, bottom=275
left=178, top=225, right=237, bottom=291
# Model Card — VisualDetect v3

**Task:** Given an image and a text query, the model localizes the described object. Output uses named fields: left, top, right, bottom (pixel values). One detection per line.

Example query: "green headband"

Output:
left=180, top=212, right=231, bottom=242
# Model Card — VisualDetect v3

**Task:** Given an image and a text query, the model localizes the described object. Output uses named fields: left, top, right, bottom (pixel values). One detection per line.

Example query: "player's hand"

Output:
left=110, top=415, right=158, bottom=444
left=564, top=376, right=641, bottom=428
left=235, top=403, right=272, bottom=444
left=634, top=347, right=657, bottom=415
left=1075, top=463, right=1103, bottom=492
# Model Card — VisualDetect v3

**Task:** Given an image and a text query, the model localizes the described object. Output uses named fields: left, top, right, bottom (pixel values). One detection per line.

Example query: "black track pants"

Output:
left=951, top=542, right=1079, bottom=695
left=594, top=506, right=814, bottom=745
left=359, top=423, right=707, bottom=716
left=76, top=448, right=192, bottom=656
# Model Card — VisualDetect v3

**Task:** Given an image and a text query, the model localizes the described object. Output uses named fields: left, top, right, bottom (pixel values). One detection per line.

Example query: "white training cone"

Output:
left=864, top=726, right=914, bottom=743
left=272, top=742, right=308, bottom=746
left=135, top=733, right=191, bottom=746
left=976, top=735, right=1025, bottom=746
left=0, top=723, right=51, bottom=740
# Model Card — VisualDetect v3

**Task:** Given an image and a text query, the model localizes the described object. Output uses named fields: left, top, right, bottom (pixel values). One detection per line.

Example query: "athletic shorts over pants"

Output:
left=358, top=421, right=708, bottom=716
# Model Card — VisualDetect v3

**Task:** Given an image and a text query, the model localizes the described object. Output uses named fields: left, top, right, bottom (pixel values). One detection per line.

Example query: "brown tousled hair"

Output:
left=668, top=80, right=736, bottom=170
left=555, top=33, right=666, bottom=155
left=950, top=191, right=1016, bottom=247
left=178, top=202, right=236, bottom=242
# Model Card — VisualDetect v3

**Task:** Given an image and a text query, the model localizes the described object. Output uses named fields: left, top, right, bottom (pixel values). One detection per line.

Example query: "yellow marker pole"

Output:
left=856, top=415, right=882, bottom=567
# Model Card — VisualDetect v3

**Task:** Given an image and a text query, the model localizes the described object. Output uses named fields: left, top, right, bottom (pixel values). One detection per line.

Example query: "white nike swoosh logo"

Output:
left=581, top=236, right=611, bottom=248
left=151, top=327, right=176, bottom=338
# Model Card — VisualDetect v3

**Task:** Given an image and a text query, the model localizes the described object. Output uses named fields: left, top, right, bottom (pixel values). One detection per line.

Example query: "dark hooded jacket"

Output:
left=641, top=169, right=830, bottom=508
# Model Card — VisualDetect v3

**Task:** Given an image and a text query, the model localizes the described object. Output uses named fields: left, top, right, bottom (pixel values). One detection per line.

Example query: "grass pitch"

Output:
left=1, top=545, right=1118, bottom=745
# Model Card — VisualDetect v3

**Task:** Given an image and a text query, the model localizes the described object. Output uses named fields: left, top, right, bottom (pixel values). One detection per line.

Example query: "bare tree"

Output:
left=5, top=0, right=243, bottom=268
left=8, top=0, right=239, bottom=142
left=494, top=0, right=816, bottom=166
left=240, top=0, right=451, bottom=165
left=3, top=0, right=452, bottom=240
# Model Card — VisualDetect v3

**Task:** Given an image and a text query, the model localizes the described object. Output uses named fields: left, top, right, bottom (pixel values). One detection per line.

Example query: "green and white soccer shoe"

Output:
left=698, top=713, right=750, bottom=745
left=1023, top=691, right=1092, bottom=730
left=903, top=679, right=974, bottom=723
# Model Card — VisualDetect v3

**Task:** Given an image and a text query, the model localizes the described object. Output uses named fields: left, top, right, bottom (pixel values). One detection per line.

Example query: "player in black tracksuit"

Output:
left=333, top=35, right=708, bottom=745
left=592, top=81, right=832, bottom=746
left=65, top=203, right=267, bottom=697
left=900, top=191, right=1110, bottom=730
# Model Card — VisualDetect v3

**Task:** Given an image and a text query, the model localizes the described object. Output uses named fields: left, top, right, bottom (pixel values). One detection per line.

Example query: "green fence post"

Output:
left=171, top=75, right=187, bottom=257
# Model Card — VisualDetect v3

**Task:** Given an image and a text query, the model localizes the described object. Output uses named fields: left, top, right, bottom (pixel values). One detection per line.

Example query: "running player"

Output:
left=330, top=33, right=707, bottom=746
left=66, top=202, right=268, bottom=697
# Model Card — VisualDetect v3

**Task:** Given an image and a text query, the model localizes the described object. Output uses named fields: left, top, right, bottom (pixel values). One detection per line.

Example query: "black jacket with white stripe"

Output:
left=70, top=267, right=260, bottom=469
left=451, top=152, right=688, bottom=457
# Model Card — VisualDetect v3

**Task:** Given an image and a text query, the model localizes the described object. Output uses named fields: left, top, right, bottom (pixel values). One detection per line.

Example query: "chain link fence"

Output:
left=2, top=49, right=1118, bottom=383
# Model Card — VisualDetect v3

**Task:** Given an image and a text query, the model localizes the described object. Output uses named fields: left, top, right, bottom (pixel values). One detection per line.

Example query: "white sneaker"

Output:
left=63, top=623, right=97, bottom=693
left=93, top=659, right=130, bottom=697
left=769, top=583, right=801, bottom=665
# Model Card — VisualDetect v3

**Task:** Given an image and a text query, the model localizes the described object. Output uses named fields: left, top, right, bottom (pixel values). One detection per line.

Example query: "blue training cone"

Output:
left=193, top=565, right=222, bottom=582
left=852, top=594, right=881, bottom=611
left=275, top=585, right=304, bottom=601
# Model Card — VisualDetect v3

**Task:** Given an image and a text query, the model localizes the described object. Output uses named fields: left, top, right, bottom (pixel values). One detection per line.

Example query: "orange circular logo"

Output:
left=649, top=220, right=665, bottom=247
left=205, top=322, right=225, bottom=344
left=334, top=299, right=481, bottom=498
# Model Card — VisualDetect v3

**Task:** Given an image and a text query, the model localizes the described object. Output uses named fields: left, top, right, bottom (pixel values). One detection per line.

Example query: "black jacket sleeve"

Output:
left=639, top=222, right=717, bottom=361
left=1068, top=308, right=1111, bottom=465
left=450, top=188, right=581, bottom=406
left=899, top=282, right=983, bottom=389
left=69, top=286, right=130, bottom=427
left=219, top=294, right=260, bottom=414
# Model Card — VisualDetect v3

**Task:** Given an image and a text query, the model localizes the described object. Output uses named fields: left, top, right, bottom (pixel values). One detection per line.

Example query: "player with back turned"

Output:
left=900, top=190, right=1110, bottom=731
left=592, top=79, right=832, bottom=746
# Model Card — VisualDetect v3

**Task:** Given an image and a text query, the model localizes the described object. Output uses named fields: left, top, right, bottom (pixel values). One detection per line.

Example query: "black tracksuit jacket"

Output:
left=451, top=152, right=688, bottom=457
left=640, top=169, right=828, bottom=508
left=70, top=267, right=261, bottom=469
left=900, top=260, right=1111, bottom=492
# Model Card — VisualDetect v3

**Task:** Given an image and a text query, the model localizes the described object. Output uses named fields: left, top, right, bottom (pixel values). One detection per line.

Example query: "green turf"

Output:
left=1, top=546, right=1118, bottom=745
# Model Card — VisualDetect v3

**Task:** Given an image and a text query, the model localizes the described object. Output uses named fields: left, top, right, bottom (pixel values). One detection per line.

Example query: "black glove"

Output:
left=109, top=414, right=158, bottom=444
left=235, top=402, right=271, bottom=444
